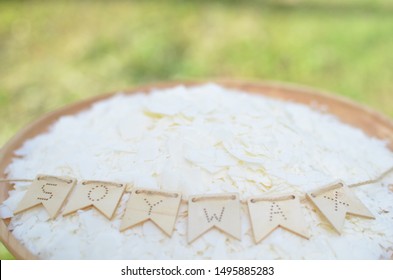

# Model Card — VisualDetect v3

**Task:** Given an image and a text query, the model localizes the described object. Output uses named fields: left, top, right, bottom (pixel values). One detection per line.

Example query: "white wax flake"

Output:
left=0, top=204, right=13, bottom=219
left=135, top=138, right=160, bottom=161
left=228, top=165, right=271, bottom=189
left=223, top=141, right=267, bottom=165
left=142, top=220, right=166, bottom=240
left=86, top=232, right=124, bottom=260
left=2, top=84, right=393, bottom=259
left=184, top=148, right=237, bottom=173
left=1, top=189, right=25, bottom=211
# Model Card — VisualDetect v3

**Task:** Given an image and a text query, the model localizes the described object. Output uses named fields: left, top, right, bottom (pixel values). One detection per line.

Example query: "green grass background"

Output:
left=1, top=0, right=392, bottom=259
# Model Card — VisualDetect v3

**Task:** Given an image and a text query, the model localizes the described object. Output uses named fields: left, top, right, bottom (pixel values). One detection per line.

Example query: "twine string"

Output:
left=310, top=182, right=344, bottom=198
left=191, top=194, right=237, bottom=203
left=250, top=194, right=296, bottom=203
left=135, top=189, right=179, bottom=198
left=0, top=179, right=33, bottom=183
left=348, top=166, right=393, bottom=188
left=1, top=165, right=393, bottom=202
left=37, top=175, right=73, bottom=184
left=82, top=180, right=123, bottom=188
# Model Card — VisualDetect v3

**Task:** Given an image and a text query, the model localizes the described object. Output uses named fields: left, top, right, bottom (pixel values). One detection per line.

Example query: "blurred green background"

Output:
left=1, top=0, right=393, bottom=259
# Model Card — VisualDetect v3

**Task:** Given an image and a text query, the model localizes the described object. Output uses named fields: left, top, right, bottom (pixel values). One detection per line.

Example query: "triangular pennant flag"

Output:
left=62, top=180, right=126, bottom=219
left=14, top=174, right=76, bottom=219
left=307, top=181, right=375, bottom=233
left=120, top=188, right=182, bottom=236
left=247, top=194, right=309, bottom=243
left=188, top=193, right=241, bottom=243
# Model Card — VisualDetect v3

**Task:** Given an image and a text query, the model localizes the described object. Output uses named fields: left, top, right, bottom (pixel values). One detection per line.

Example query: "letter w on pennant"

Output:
left=188, top=193, right=241, bottom=243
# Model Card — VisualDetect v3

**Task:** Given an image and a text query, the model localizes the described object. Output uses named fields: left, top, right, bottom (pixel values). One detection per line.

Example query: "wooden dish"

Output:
left=1, top=81, right=393, bottom=259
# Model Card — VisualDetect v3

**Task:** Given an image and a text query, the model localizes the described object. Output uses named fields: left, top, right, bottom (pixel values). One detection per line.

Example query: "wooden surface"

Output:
left=188, top=193, right=241, bottom=243
left=62, top=181, right=126, bottom=220
left=120, top=188, right=182, bottom=235
left=1, top=80, right=393, bottom=259
left=308, top=182, right=375, bottom=234
left=247, top=194, right=309, bottom=243
left=14, top=175, right=76, bottom=219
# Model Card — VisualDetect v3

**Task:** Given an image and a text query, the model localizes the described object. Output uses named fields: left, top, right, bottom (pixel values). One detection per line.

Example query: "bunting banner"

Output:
left=307, top=181, right=375, bottom=233
left=3, top=172, right=391, bottom=243
left=62, top=180, right=126, bottom=219
left=14, top=175, right=76, bottom=219
left=120, top=188, right=182, bottom=236
left=187, top=193, right=241, bottom=243
left=247, top=194, right=309, bottom=243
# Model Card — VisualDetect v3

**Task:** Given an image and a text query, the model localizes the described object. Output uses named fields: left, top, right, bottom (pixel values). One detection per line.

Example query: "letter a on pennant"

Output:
left=14, top=174, right=76, bottom=219
left=62, top=181, right=126, bottom=219
left=247, top=194, right=309, bottom=243
left=188, top=193, right=241, bottom=243
left=120, top=188, right=182, bottom=236
left=307, top=181, right=375, bottom=233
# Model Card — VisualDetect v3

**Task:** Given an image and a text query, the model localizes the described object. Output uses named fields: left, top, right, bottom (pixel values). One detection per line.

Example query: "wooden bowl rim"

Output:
left=1, top=80, right=393, bottom=259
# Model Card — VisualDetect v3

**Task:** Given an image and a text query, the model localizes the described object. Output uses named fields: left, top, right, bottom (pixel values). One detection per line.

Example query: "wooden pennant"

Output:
left=307, top=181, right=375, bottom=233
left=188, top=193, right=241, bottom=243
left=120, top=188, right=182, bottom=236
left=14, top=174, right=76, bottom=219
left=247, top=194, right=309, bottom=243
left=62, top=180, right=126, bottom=219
